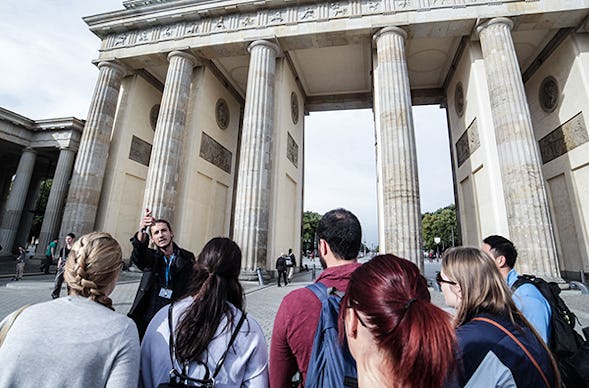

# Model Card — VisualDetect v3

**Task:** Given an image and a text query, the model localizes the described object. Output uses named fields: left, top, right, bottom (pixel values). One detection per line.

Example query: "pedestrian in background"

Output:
left=12, top=246, right=28, bottom=281
left=0, top=232, right=140, bottom=387
left=51, top=232, right=75, bottom=299
left=287, top=248, right=297, bottom=282
left=276, top=253, right=287, bottom=287
left=40, top=237, right=58, bottom=274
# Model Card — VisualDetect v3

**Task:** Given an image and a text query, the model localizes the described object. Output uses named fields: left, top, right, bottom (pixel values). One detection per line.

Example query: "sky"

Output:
left=0, top=1, right=454, bottom=248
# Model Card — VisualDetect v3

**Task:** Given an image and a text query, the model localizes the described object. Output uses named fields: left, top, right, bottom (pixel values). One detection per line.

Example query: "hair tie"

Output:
left=404, top=298, right=417, bottom=310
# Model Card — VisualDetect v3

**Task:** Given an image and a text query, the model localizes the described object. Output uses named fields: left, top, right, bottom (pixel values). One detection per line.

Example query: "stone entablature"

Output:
left=0, top=108, right=83, bottom=151
left=88, top=0, right=587, bottom=57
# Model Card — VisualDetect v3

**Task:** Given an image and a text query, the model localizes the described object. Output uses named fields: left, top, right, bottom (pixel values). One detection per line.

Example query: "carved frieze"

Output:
left=287, top=132, right=299, bottom=168
left=455, top=118, right=479, bottom=167
left=106, top=0, right=498, bottom=50
left=539, top=112, right=589, bottom=164
left=200, top=132, right=233, bottom=173
left=129, top=135, right=152, bottom=167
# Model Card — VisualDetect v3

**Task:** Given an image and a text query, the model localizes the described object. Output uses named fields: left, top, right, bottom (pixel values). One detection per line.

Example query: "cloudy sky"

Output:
left=0, top=1, right=454, bottom=248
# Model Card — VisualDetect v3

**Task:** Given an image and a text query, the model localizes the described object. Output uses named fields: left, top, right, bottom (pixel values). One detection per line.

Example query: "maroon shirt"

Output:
left=269, top=262, right=361, bottom=388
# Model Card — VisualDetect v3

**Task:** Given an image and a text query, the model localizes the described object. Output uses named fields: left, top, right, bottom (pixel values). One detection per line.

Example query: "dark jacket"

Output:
left=276, top=256, right=287, bottom=272
left=455, top=312, right=557, bottom=387
left=127, top=234, right=195, bottom=338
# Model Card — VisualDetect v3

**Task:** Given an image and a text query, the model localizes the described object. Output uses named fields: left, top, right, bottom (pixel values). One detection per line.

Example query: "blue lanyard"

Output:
left=163, top=254, right=176, bottom=288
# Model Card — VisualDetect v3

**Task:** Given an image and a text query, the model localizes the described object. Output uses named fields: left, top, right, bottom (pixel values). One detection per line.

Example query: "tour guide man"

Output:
left=128, top=208, right=195, bottom=338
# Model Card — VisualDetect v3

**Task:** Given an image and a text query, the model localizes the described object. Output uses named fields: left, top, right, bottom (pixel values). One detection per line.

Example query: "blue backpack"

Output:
left=304, top=282, right=358, bottom=388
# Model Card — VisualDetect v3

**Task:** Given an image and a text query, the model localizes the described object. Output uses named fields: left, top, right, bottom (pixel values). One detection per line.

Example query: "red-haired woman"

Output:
left=339, top=254, right=456, bottom=388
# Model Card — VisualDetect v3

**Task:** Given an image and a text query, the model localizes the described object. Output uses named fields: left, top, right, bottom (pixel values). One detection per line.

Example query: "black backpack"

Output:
left=512, top=275, right=589, bottom=387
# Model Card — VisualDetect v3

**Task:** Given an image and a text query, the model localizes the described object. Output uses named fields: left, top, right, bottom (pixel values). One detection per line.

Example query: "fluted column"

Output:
left=60, top=61, right=125, bottom=236
left=0, top=148, right=37, bottom=254
left=233, top=40, right=280, bottom=275
left=39, top=148, right=76, bottom=253
left=142, top=51, right=197, bottom=222
left=373, top=27, right=422, bottom=269
left=477, top=17, right=559, bottom=278
left=15, top=173, right=43, bottom=251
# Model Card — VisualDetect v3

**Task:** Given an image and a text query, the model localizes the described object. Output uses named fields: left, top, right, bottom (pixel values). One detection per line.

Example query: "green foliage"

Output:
left=30, top=179, right=52, bottom=240
left=422, top=204, right=459, bottom=253
left=302, top=211, right=322, bottom=252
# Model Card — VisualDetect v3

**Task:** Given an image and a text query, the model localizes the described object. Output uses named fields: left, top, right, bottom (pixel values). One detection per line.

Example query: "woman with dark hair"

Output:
left=441, top=247, right=559, bottom=387
left=339, top=254, right=456, bottom=388
left=140, top=237, right=269, bottom=388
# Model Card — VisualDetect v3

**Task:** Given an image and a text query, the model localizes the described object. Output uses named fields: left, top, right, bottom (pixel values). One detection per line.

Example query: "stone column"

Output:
left=0, top=148, right=36, bottom=254
left=60, top=61, right=125, bottom=237
left=15, top=173, right=43, bottom=250
left=38, top=148, right=76, bottom=253
left=477, top=17, right=559, bottom=278
left=373, top=27, right=423, bottom=269
left=233, top=40, right=280, bottom=276
left=142, top=51, right=197, bottom=222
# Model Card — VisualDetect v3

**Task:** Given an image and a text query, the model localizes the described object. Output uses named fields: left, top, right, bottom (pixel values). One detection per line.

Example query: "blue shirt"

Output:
left=506, top=269, right=551, bottom=343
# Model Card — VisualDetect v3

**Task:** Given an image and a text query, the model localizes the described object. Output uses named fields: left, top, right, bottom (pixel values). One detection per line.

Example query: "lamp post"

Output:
left=434, top=237, right=441, bottom=258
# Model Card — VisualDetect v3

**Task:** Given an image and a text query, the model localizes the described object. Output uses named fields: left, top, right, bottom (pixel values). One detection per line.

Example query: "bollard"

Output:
left=256, top=267, right=264, bottom=286
left=311, top=263, right=316, bottom=281
left=581, top=270, right=586, bottom=285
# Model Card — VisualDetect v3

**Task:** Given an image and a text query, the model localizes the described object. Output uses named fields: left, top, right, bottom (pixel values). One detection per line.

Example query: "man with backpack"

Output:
left=269, top=208, right=362, bottom=387
left=482, top=235, right=552, bottom=342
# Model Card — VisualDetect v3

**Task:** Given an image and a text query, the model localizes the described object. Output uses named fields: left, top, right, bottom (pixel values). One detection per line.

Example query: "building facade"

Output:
left=2, top=0, right=589, bottom=280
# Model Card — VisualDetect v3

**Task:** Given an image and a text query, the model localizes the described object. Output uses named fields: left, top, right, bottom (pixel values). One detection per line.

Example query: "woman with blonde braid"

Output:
left=0, top=232, right=140, bottom=387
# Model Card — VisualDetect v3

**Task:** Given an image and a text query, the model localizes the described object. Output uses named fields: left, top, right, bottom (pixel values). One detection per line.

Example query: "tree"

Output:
left=30, top=179, right=52, bottom=241
left=422, top=204, right=459, bottom=253
left=302, top=211, right=322, bottom=252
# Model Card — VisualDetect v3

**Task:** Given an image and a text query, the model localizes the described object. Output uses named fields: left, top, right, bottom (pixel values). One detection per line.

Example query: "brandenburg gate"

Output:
left=2, top=0, right=589, bottom=281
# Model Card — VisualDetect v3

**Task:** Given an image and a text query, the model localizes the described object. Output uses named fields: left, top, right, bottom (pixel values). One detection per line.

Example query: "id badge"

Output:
left=159, top=288, right=173, bottom=299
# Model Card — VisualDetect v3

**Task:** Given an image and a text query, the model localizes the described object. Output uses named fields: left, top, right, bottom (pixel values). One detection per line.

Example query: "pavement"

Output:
left=1, top=257, right=588, bottom=346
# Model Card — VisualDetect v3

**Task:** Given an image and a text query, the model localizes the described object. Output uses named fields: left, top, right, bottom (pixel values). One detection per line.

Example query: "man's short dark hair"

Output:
left=483, top=235, right=518, bottom=268
left=152, top=219, right=173, bottom=232
left=66, top=233, right=76, bottom=239
left=316, top=208, right=362, bottom=260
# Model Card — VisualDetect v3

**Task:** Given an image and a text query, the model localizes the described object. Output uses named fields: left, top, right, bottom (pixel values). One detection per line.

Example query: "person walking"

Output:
left=287, top=248, right=297, bottom=282
left=51, top=233, right=75, bottom=299
left=276, top=253, right=287, bottom=287
left=12, top=246, right=28, bottom=281
left=40, top=238, right=58, bottom=274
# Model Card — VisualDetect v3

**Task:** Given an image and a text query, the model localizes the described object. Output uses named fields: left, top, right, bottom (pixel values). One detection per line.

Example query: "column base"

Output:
left=239, top=269, right=273, bottom=282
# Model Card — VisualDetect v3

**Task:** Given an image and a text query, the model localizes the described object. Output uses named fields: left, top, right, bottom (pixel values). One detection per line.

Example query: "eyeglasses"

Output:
left=436, top=272, right=457, bottom=286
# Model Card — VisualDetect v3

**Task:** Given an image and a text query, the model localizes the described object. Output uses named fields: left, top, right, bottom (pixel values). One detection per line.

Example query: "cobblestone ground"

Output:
left=1, top=267, right=588, bottom=346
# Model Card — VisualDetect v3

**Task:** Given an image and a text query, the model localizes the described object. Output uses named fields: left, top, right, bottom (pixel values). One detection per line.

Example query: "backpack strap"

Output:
left=166, top=303, right=247, bottom=386
left=472, top=317, right=553, bottom=388
left=511, top=274, right=534, bottom=292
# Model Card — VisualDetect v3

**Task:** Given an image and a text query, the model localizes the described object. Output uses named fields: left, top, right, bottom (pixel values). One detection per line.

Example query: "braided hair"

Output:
left=64, top=232, right=123, bottom=310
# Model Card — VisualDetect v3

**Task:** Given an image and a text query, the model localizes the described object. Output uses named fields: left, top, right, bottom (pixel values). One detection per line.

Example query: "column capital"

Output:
left=248, top=40, right=281, bottom=57
left=373, top=26, right=408, bottom=43
left=97, top=60, right=127, bottom=76
left=22, top=147, right=36, bottom=154
left=167, top=50, right=199, bottom=67
left=476, top=17, right=513, bottom=37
